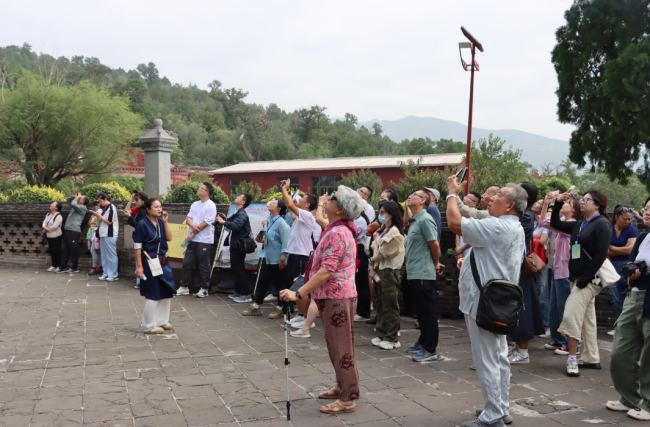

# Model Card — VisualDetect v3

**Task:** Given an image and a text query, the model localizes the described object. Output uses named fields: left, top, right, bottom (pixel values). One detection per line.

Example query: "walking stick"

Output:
left=252, top=256, right=263, bottom=297
left=281, top=300, right=292, bottom=420
left=209, top=223, right=225, bottom=280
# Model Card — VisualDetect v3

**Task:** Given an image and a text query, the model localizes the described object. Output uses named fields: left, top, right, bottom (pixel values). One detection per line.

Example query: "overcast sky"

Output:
left=3, top=0, right=575, bottom=141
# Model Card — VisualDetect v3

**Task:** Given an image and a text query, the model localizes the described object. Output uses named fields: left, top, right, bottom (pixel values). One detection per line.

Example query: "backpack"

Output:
left=469, top=250, right=524, bottom=335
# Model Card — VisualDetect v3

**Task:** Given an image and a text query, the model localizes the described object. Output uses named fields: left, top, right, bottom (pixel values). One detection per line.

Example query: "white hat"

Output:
left=424, top=188, right=440, bottom=202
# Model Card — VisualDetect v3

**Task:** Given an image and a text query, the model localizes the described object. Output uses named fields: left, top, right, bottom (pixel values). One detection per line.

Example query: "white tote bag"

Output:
left=144, top=220, right=163, bottom=277
left=596, top=258, right=620, bottom=288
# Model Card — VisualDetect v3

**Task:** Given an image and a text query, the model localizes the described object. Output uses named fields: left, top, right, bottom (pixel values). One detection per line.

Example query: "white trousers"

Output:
left=466, top=315, right=511, bottom=423
left=142, top=298, right=171, bottom=329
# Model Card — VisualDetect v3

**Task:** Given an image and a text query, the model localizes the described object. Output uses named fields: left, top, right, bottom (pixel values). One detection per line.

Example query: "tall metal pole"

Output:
left=464, top=45, right=476, bottom=195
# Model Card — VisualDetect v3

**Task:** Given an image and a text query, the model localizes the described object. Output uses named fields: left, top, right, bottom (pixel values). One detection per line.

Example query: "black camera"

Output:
left=622, top=260, right=647, bottom=278
left=90, top=201, right=100, bottom=206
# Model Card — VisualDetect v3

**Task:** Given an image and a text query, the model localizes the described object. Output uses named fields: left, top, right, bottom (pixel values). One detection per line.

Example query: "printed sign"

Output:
left=167, top=223, right=191, bottom=259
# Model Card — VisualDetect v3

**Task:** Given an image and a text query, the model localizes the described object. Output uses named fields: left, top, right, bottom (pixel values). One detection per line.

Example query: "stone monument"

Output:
left=138, top=119, right=178, bottom=197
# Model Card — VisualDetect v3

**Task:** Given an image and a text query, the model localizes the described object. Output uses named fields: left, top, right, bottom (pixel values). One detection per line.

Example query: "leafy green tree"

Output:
left=136, top=62, right=160, bottom=87
left=371, top=122, right=383, bottom=137
left=164, top=181, right=228, bottom=204
left=0, top=74, right=143, bottom=188
left=552, top=0, right=650, bottom=185
left=576, top=171, right=647, bottom=209
left=535, top=175, right=573, bottom=198
left=389, top=161, right=457, bottom=210
left=470, top=134, right=529, bottom=194
left=293, top=105, right=329, bottom=143
left=344, top=112, right=358, bottom=125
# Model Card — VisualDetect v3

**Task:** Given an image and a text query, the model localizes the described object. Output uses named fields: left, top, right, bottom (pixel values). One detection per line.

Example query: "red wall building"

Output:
left=209, top=154, right=464, bottom=196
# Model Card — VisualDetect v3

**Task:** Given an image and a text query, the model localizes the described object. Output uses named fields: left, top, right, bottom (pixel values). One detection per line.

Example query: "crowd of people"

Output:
left=39, top=177, right=650, bottom=422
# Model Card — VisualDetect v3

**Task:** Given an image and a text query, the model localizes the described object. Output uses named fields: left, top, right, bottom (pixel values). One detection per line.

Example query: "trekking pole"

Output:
left=282, top=300, right=292, bottom=420
left=209, top=223, right=225, bottom=280
left=252, top=256, right=263, bottom=297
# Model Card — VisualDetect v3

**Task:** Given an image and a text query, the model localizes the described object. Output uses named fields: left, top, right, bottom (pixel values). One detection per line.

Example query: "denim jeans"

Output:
left=536, top=268, right=550, bottom=328
left=549, top=276, right=571, bottom=347
left=610, top=260, right=630, bottom=319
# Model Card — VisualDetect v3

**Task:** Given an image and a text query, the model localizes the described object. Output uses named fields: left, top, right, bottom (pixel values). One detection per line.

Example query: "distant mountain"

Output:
left=356, top=116, right=569, bottom=168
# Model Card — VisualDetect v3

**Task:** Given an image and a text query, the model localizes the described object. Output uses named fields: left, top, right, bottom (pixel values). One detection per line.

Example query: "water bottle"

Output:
left=373, top=274, right=381, bottom=284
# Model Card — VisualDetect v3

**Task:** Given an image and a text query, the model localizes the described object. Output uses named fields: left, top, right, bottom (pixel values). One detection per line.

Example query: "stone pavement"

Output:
left=0, top=267, right=631, bottom=426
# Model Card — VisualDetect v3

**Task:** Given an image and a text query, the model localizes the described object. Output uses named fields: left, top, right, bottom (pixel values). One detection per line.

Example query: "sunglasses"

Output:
left=616, top=207, right=634, bottom=214
left=330, top=193, right=338, bottom=202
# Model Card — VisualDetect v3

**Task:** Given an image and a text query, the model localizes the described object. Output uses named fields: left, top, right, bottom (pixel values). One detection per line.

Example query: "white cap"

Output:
left=424, top=188, right=440, bottom=202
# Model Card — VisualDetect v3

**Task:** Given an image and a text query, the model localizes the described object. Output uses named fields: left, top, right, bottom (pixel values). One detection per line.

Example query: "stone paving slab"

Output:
left=0, top=267, right=626, bottom=426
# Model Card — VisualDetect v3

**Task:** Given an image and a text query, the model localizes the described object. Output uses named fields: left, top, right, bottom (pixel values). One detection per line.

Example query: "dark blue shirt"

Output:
left=610, top=224, right=639, bottom=261
left=133, top=217, right=168, bottom=257
left=426, top=204, right=442, bottom=243
left=224, top=209, right=251, bottom=250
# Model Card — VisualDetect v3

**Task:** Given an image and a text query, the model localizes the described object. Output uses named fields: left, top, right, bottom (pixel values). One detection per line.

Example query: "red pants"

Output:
left=316, top=298, right=360, bottom=402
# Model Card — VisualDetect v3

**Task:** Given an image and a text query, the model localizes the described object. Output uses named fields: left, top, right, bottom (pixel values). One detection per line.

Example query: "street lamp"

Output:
left=458, top=27, right=484, bottom=194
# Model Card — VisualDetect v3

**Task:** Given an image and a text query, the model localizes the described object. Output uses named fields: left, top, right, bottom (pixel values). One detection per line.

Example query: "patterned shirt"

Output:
left=309, top=223, right=358, bottom=300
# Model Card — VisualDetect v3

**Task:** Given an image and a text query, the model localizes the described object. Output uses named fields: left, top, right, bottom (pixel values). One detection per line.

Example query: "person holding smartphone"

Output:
left=241, top=198, right=291, bottom=319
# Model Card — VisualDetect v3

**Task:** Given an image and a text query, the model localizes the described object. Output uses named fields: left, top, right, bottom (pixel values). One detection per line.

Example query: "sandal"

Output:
left=320, top=399, right=355, bottom=414
left=318, top=387, right=340, bottom=399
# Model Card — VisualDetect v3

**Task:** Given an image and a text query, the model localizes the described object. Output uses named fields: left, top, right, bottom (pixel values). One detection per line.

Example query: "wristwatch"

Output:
left=295, top=291, right=302, bottom=300
left=446, top=194, right=458, bottom=201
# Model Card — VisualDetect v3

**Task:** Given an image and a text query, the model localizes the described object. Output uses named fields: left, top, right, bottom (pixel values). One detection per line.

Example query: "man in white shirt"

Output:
left=357, top=186, right=376, bottom=223
left=281, top=179, right=318, bottom=322
left=177, top=182, right=218, bottom=298
left=447, top=177, right=527, bottom=427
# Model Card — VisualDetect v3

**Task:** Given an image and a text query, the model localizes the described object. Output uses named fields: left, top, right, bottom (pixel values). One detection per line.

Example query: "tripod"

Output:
left=281, top=301, right=292, bottom=420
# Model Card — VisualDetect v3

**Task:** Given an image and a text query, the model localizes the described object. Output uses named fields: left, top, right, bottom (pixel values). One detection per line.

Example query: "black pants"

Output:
left=355, top=244, right=371, bottom=318
left=400, top=271, right=415, bottom=316
left=410, top=279, right=439, bottom=353
left=254, top=260, right=290, bottom=305
left=47, top=236, right=63, bottom=268
left=60, top=230, right=81, bottom=270
left=180, top=242, right=214, bottom=290
left=229, top=249, right=249, bottom=295
left=287, top=254, right=309, bottom=283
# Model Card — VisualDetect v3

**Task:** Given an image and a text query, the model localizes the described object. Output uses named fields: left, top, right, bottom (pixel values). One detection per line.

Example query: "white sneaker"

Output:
left=606, top=401, right=629, bottom=412
left=510, top=351, right=530, bottom=365
left=264, top=294, right=278, bottom=302
left=47, top=266, right=56, bottom=272
left=106, top=277, right=118, bottom=282
left=371, top=337, right=382, bottom=346
left=566, top=358, right=580, bottom=377
left=607, top=330, right=615, bottom=336
left=370, top=303, right=374, bottom=311
left=292, top=318, right=315, bottom=329
left=628, top=408, right=650, bottom=421
left=290, top=329, right=310, bottom=338
left=176, top=286, right=190, bottom=296
left=539, top=328, right=551, bottom=339
left=195, top=289, right=208, bottom=298
left=233, top=295, right=252, bottom=303
left=353, top=314, right=369, bottom=322
left=288, top=315, right=305, bottom=325
left=378, top=341, right=401, bottom=350
left=98, top=276, right=107, bottom=281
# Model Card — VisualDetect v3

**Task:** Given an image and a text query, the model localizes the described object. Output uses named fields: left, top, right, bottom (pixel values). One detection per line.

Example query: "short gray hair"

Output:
left=505, top=183, right=528, bottom=215
left=335, top=185, right=366, bottom=221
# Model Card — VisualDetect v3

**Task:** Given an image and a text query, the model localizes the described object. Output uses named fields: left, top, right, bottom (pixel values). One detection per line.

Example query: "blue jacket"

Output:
left=628, top=232, right=650, bottom=319
left=225, top=209, right=251, bottom=250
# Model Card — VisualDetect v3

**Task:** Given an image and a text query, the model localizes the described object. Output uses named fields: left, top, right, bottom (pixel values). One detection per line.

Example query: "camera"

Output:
left=622, top=260, right=647, bottom=278
left=90, top=201, right=100, bottom=206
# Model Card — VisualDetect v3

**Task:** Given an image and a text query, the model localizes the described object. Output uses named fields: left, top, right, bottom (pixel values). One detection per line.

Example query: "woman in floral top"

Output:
left=280, top=185, right=365, bottom=415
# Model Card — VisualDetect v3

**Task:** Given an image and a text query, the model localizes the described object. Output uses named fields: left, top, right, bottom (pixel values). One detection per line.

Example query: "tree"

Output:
left=0, top=73, right=143, bottom=187
left=339, top=169, right=383, bottom=209
left=136, top=62, right=160, bottom=87
left=470, top=134, right=529, bottom=194
left=371, top=122, right=383, bottom=137
left=344, top=112, right=358, bottom=125
left=293, top=105, right=329, bottom=143
left=552, top=0, right=650, bottom=185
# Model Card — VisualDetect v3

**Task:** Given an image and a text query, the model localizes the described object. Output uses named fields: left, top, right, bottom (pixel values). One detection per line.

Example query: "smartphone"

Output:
left=290, top=275, right=305, bottom=292
left=455, top=167, right=468, bottom=183
left=568, top=185, right=576, bottom=193
left=257, top=230, right=266, bottom=239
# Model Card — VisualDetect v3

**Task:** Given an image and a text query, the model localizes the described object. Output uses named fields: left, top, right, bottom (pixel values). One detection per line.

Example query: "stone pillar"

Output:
left=138, top=119, right=178, bottom=197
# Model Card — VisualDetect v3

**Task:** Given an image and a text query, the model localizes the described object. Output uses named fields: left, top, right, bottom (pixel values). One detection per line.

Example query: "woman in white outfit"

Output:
left=134, top=198, right=176, bottom=334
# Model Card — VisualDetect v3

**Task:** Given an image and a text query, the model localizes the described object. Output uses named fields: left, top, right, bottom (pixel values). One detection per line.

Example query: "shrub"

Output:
left=164, top=181, right=229, bottom=204
left=79, top=182, right=131, bottom=201
left=84, top=174, right=144, bottom=193
left=188, top=172, right=211, bottom=183
left=389, top=162, right=457, bottom=210
left=0, top=193, right=8, bottom=202
left=8, top=185, right=66, bottom=202
left=230, top=181, right=263, bottom=202
left=339, top=169, right=384, bottom=209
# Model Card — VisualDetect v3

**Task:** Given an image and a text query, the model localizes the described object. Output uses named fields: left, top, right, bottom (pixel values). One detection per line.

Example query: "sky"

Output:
left=3, top=0, right=576, bottom=141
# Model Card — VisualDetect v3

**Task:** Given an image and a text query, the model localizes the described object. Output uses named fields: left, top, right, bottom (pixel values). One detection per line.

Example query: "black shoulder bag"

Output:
left=469, top=250, right=524, bottom=335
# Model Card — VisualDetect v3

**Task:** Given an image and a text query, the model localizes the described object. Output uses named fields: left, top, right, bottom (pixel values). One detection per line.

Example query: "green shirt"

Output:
left=406, top=209, right=438, bottom=280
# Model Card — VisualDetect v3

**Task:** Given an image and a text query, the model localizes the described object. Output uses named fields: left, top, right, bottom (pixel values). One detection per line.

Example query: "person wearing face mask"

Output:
left=551, top=190, right=612, bottom=377
left=606, top=196, right=650, bottom=421
left=370, top=201, right=405, bottom=350
left=242, top=198, right=291, bottom=319
left=607, top=205, right=639, bottom=333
